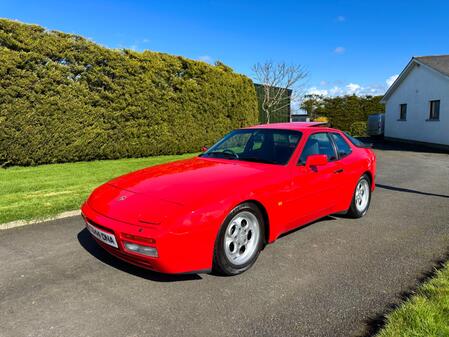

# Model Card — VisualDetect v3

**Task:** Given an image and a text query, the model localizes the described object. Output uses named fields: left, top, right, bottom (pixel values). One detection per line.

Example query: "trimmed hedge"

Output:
left=301, top=94, right=384, bottom=132
left=0, top=19, right=258, bottom=166
left=349, top=121, right=368, bottom=137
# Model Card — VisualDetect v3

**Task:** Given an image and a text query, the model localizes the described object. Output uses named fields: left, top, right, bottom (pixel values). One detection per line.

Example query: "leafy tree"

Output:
left=300, top=94, right=384, bottom=132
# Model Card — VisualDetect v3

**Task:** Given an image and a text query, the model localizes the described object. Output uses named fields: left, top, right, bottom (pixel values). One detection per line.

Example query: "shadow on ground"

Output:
left=277, top=215, right=338, bottom=239
left=376, top=184, right=449, bottom=199
left=359, top=137, right=449, bottom=154
left=77, top=228, right=202, bottom=282
left=78, top=216, right=339, bottom=281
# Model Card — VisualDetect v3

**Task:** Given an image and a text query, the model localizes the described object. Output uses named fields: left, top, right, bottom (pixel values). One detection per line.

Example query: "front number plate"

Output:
left=87, top=223, right=118, bottom=248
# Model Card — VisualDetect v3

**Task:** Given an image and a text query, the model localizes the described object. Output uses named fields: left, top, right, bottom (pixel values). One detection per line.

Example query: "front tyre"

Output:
left=347, top=174, right=372, bottom=218
left=213, top=203, right=264, bottom=276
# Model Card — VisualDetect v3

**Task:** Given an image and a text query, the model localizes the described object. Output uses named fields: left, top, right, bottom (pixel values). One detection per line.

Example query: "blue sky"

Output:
left=2, top=0, right=449, bottom=96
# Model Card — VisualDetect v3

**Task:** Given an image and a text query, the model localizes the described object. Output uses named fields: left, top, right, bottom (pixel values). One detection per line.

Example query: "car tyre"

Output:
left=213, top=202, right=265, bottom=276
left=347, top=174, right=372, bottom=218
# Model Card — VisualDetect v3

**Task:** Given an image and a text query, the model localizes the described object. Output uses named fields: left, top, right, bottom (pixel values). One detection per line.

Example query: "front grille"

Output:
left=85, top=217, right=114, bottom=234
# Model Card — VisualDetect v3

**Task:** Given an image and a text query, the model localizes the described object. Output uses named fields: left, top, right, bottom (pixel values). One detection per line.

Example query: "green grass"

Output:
left=377, top=263, right=449, bottom=337
left=0, top=153, right=197, bottom=224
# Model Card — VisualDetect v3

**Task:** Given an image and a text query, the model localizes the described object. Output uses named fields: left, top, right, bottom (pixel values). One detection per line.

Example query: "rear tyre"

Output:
left=213, top=203, right=264, bottom=276
left=347, top=174, right=371, bottom=218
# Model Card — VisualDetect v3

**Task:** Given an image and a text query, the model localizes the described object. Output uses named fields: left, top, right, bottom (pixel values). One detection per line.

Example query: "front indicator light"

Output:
left=124, top=241, right=158, bottom=257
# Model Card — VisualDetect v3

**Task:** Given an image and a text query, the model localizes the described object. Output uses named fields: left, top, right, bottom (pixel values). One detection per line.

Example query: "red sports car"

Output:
left=81, top=122, right=376, bottom=275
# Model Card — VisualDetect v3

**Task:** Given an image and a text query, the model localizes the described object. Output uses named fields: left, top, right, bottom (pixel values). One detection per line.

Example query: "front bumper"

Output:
left=81, top=202, right=212, bottom=274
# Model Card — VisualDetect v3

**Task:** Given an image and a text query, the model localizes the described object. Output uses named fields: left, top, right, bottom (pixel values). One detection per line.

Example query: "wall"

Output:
left=384, top=63, right=449, bottom=146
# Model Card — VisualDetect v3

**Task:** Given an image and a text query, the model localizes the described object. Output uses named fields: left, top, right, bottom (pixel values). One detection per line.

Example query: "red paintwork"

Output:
left=81, top=123, right=376, bottom=274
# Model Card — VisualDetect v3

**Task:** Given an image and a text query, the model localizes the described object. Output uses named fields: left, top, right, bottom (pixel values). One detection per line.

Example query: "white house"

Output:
left=381, top=55, right=449, bottom=148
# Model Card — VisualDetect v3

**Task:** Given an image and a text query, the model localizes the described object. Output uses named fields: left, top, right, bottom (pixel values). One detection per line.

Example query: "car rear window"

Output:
left=343, top=132, right=371, bottom=148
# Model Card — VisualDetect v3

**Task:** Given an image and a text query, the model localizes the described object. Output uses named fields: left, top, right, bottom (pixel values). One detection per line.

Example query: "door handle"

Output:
left=333, top=168, right=344, bottom=174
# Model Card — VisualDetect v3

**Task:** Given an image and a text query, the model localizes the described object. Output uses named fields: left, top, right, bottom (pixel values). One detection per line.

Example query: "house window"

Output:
left=399, top=104, right=407, bottom=120
left=429, top=100, right=440, bottom=120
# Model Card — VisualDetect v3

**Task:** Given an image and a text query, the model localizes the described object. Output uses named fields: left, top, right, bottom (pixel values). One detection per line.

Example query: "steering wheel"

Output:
left=223, top=149, right=239, bottom=159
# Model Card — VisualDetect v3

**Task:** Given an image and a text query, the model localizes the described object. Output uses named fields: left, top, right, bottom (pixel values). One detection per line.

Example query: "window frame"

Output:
left=329, top=132, right=353, bottom=159
left=297, top=132, right=338, bottom=166
left=429, top=100, right=440, bottom=121
left=399, top=103, right=407, bottom=121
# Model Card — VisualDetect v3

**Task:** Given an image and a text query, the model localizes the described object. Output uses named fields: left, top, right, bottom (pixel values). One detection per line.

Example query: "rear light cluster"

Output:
left=121, top=233, right=158, bottom=258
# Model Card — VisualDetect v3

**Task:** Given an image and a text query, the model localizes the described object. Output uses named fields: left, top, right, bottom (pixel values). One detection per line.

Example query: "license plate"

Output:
left=87, top=223, right=118, bottom=248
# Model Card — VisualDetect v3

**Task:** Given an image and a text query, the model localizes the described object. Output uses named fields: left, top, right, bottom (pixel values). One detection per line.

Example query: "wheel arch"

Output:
left=242, top=199, right=270, bottom=245
left=362, top=170, right=374, bottom=189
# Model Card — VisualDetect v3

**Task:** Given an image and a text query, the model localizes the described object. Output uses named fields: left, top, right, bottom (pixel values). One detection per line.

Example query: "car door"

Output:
left=284, top=132, right=342, bottom=231
left=328, top=132, right=359, bottom=210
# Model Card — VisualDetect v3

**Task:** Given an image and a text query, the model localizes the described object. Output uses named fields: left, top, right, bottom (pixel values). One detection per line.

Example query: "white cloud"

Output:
left=198, top=55, right=213, bottom=63
left=330, top=86, right=344, bottom=96
left=306, top=82, right=386, bottom=97
left=346, top=83, right=361, bottom=94
left=334, top=46, right=345, bottom=54
left=307, top=86, right=329, bottom=96
left=142, top=38, right=150, bottom=43
left=336, top=15, right=346, bottom=22
left=386, top=74, right=399, bottom=87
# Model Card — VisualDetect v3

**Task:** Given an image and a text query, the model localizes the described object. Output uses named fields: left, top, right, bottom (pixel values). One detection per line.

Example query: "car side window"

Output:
left=298, top=133, right=337, bottom=165
left=330, top=133, right=352, bottom=158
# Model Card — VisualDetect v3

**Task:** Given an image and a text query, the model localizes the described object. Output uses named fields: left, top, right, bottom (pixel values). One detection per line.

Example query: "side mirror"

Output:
left=201, top=146, right=208, bottom=152
left=305, top=154, right=328, bottom=168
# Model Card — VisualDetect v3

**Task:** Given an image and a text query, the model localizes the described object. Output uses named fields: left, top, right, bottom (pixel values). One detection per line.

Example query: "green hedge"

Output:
left=349, top=121, right=368, bottom=137
left=0, top=19, right=258, bottom=166
left=301, top=94, right=384, bottom=132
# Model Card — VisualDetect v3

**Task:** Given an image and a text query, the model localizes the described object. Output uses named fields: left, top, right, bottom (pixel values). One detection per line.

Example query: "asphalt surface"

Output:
left=1, top=141, right=449, bottom=337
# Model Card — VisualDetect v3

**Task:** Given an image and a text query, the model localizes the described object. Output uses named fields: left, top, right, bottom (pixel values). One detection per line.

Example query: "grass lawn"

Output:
left=377, top=263, right=449, bottom=337
left=0, top=153, right=197, bottom=224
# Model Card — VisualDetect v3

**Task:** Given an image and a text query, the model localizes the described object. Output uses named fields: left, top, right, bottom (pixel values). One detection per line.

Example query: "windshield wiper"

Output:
left=204, top=151, right=237, bottom=159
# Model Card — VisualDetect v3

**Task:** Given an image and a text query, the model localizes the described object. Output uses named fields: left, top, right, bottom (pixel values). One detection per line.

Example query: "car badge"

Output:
left=118, top=195, right=128, bottom=201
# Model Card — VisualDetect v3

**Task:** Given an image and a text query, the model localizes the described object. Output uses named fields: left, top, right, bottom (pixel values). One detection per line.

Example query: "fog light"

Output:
left=124, top=241, right=158, bottom=257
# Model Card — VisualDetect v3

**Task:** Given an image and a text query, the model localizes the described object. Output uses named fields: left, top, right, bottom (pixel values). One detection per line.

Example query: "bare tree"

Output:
left=252, top=61, right=308, bottom=123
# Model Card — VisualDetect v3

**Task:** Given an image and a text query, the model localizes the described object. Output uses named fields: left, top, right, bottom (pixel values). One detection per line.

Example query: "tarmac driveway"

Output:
left=1, top=141, right=448, bottom=337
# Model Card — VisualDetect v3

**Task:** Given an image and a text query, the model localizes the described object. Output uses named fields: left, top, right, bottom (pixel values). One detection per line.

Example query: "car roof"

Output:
left=243, top=122, right=336, bottom=132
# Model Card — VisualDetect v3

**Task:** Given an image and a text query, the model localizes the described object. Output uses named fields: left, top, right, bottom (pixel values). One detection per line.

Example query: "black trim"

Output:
left=328, top=132, right=340, bottom=160
left=329, top=132, right=352, bottom=161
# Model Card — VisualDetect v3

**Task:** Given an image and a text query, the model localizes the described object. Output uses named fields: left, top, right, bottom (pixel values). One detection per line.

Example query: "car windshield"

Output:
left=200, top=129, right=302, bottom=165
